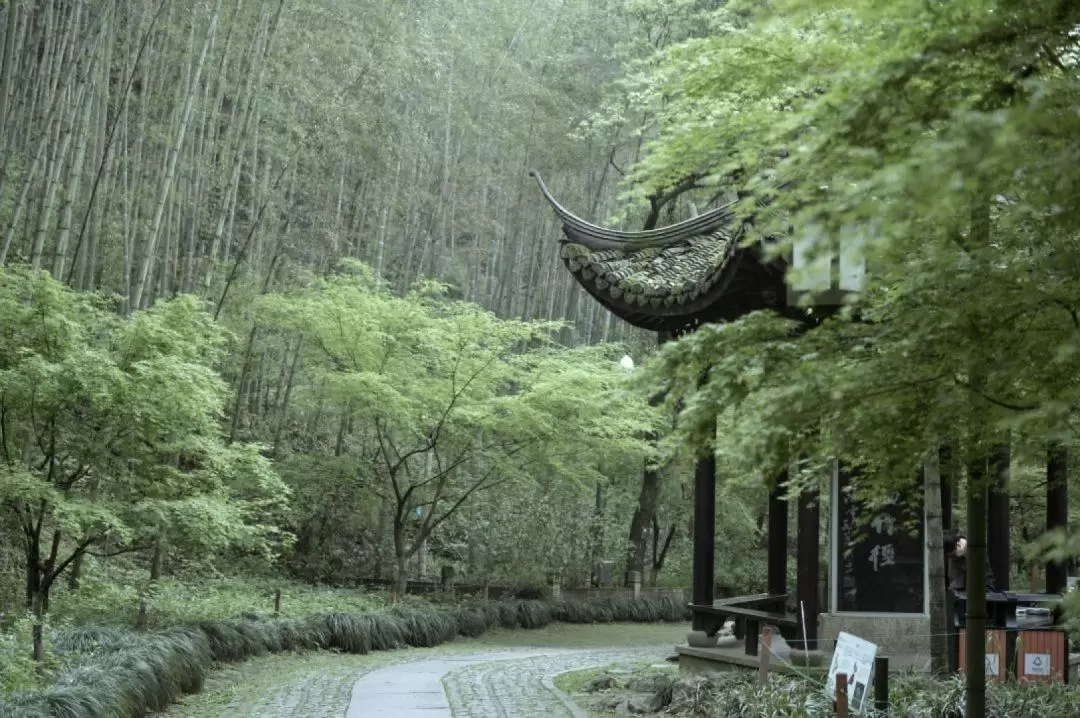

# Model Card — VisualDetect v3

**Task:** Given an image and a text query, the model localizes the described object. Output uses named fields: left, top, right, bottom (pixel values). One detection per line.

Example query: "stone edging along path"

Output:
left=346, top=646, right=671, bottom=718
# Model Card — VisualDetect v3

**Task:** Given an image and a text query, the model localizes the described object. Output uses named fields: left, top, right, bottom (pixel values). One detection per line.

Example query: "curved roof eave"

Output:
left=531, top=171, right=737, bottom=251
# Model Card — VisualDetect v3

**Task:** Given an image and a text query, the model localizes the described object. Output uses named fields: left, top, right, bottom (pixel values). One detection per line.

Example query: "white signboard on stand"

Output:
left=827, top=632, right=878, bottom=714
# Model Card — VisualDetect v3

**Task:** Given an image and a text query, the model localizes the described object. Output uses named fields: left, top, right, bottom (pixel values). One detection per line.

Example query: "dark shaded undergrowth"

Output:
left=0, top=595, right=689, bottom=717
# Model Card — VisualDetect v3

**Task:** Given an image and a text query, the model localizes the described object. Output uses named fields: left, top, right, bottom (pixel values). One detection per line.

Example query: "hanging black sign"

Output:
left=834, top=465, right=926, bottom=613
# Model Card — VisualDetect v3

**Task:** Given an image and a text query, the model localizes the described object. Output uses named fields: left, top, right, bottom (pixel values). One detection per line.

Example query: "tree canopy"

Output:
left=255, top=261, right=662, bottom=592
left=0, top=268, right=287, bottom=632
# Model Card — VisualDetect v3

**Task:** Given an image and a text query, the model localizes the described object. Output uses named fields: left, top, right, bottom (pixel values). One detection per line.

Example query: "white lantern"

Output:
left=787, top=230, right=866, bottom=306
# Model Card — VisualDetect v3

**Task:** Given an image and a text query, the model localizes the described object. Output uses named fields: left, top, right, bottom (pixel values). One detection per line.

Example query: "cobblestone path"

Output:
left=347, top=646, right=671, bottom=718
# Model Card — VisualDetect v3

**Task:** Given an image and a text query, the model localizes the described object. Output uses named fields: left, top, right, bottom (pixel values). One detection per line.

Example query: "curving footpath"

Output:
left=346, top=646, right=671, bottom=718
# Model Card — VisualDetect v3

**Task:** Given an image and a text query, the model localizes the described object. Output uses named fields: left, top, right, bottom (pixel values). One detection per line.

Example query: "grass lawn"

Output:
left=464, top=622, right=686, bottom=648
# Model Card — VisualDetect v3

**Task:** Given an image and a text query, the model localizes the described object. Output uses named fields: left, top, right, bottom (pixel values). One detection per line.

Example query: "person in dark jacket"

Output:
left=942, top=530, right=997, bottom=593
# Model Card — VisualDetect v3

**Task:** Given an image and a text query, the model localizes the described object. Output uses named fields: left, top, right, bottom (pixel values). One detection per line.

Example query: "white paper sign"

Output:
left=838, top=247, right=866, bottom=292
left=791, top=236, right=832, bottom=291
left=1025, top=653, right=1052, bottom=677
left=827, top=632, right=878, bottom=713
left=985, top=653, right=1000, bottom=677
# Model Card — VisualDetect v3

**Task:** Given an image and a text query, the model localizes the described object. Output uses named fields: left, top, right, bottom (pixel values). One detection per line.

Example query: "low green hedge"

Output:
left=0, top=595, right=688, bottom=717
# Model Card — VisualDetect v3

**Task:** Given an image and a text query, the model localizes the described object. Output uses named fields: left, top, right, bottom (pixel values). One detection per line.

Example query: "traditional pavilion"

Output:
left=532, top=171, right=1073, bottom=670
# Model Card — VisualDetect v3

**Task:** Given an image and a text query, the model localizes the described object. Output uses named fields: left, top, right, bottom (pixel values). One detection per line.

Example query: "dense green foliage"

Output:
left=666, top=670, right=1077, bottom=718
left=0, top=268, right=288, bottom=621
left=254, top=262, right=661, bottom=591
left=623, top=0, right=1080, bottom=602
left=610, top=2, right=1080, bottom=712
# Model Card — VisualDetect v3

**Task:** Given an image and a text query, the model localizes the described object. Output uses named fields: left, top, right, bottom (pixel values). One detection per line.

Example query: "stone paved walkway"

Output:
left=347, top=646, right=671, bottom=718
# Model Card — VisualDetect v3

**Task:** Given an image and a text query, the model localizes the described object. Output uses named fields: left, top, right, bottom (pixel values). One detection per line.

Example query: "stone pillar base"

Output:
left=687, top=631, right=738, bottom=649
left=687, top=631, right=718, bottom=648
left=787, top=649, right=827, bottom=667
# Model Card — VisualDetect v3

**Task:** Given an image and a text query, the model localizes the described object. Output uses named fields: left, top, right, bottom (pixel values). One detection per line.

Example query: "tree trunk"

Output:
left=649, top=515, right=676, bottom=586
left=131, top=1, right=221, bottom=311
left=53, top=69, right=96, bottom=278
left=964, top=453, right=989, bottom=718
left=924, top=452, right=948, bottom=674
left=372, top=501, right=389, bottom=579
left=625, top=460, right=661, bottom=582
left=31, top=589, right=45, bottom=663
left=393, top=540, right=409, bottom=599
left=150, top=537, right=164, bottom=581
left=963, top=195, right=991, bottom=718
left=67, top=552, right=85, bottom=591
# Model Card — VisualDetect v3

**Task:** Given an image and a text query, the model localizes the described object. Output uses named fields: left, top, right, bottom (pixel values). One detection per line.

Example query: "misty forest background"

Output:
left=0, top=0, right=733, bottom=630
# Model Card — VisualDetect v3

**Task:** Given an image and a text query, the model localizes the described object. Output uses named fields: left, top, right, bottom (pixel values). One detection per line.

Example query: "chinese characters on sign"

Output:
left=867, top=509, right=899, bottom=572
left=834, top=466, right=926, bottom=613
left=868, top=542, right=896, bottom=571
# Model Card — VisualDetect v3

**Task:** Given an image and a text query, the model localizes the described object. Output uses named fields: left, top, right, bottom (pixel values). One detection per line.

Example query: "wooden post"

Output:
left=137, top=598, right=148, bottom=629
left=273, top=588, right=282, bottom=616
left=1046, top=442, right=1069, bottom=595
left=758, top=625, right=774, bottom=686
left=835, top=673, right=849, bottom=717
left=796, top=478, right=820, bottom=650
left=767, top=472, right=788, bottom=600
left=987, top=443, right=1011, bottom=591
left=691, top=446, right=716, bottom=629
left=630, top=570, right=642, bottom=599
left=873, top=656, right=889, bottom=712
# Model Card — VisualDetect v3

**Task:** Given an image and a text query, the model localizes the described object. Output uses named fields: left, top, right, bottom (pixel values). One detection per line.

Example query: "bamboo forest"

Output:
left=1, top=2, right=1079, bottom=717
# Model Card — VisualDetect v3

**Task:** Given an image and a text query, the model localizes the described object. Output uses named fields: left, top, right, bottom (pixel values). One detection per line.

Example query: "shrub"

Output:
left=466, top=602, right=503, bottom=632
left=195, top=619, right=274, bottom=662
left=366, top=614, right=407, bottom=651
left=389, top=605, right=458, bottom=647
left=552, top=600, right=597, bottom=624
left=496, top=601, right=519, bottom=629
left=316, top=613, right=373, bottom=654
left=0, top=627, right=213, bottom=718
left=454, top=607, right=492, bottom=638
left=275, top=616, right=323, bottom=652
left=552, top=596, right=688, bottom=625
left=515, top=600, right=552, bottom=630
left=665, top=671, right=1079, bottom=718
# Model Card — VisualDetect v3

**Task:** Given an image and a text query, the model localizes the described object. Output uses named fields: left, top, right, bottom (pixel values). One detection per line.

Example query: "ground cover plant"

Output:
left=0, top=595, right=689, bottom=717
left=561, top=664, right=1079, bottom=718
left=42, top=567, right=387, bottom=629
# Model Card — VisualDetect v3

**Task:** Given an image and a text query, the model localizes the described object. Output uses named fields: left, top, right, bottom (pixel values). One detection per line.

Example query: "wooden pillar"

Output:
left=767, top=470, right=789, bottom=598
left=796, top=480, right=820, bottom=650
left=939, top=444, right=954, bottom=532
left=1046, top=442, right=1069, bottom=595
left=987, top=443, right=1010, bottom=591
left=691, top=450, right=716, bottom=617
